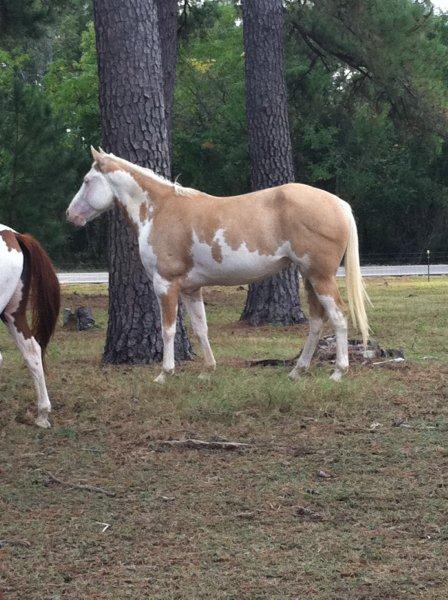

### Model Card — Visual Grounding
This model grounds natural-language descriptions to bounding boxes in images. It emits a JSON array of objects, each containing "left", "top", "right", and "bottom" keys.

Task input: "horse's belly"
[{"left": 187, "top": 236, "right": 291, "bottom": 287}]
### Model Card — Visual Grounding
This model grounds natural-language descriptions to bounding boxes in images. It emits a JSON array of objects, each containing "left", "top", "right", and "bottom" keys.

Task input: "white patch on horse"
[
  {"left": 106, "top": 153, "right": 197, "bottom": 196},
  {"left": 153, "top": 271, "right": 171, "bottom": 297},
  {"left": 3, "top": 276, "right": 52, "bottom": 427},
  {"left": 107, "top": 170, "right": 151, "bottom": 228},
  {"left": 186, "top": 229, "right": 296, "bottom": 287},
  {"left": 316, "top": 293, "right": 348, "bottom": 381},
  {"left": 0, "top": 228, "right": 24, "bottom": 315},
  {"left": 295, "top": 251, "right": 311, "bottom": 275},
  {"left": 139, "top": 221, "right": 157, "bottom": 278}
]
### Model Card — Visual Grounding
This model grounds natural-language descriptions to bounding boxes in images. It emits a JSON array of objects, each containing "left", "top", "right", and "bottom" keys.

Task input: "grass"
[{"left": 1, "top": 277, "right": 448, "bottom": 599}]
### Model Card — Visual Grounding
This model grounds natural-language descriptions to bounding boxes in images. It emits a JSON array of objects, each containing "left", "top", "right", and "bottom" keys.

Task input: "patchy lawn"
[{"left": 1, "top": 277, "right": 448, "bottom": 599}]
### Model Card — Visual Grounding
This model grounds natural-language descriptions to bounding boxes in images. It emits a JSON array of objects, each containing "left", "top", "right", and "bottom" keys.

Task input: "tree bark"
[
  {"left": 241, "top": 0, "right": 306, "bottom": 326},
  {"left": 93, "top": 0, "right": 192, "bottom": 363},
  {"left": 155, "top": 0, "right": 178, "bottom": 165}
]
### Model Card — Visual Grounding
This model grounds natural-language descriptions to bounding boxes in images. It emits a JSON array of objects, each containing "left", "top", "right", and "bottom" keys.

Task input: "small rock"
[
  {"left": 295, "top": 506, "right": 324, "bottom": 521},
  {"left": 316, "top": 470, "right": 332, "bottom": 479}
]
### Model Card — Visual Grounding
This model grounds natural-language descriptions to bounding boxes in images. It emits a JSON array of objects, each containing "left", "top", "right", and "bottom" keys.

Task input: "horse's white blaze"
[{"left": 67, "top": 167, "right": 114, "bottom": 225}]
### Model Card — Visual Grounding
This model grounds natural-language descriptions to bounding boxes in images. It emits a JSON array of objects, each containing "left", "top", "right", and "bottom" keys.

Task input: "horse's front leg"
[
  {"left": 181, "top": 288, "right": 216, "bottom": 378},
  {"left": 153, "top": 274, "right": 180, "bottom": 384}
]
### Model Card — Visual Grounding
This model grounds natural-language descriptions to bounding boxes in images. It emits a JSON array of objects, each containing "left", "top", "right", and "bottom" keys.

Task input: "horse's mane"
[{"left": 106, "top": 153, "right": 197, "bottom": 196}]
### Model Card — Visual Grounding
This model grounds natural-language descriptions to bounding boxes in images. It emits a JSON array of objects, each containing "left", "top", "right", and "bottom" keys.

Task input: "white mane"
[{"left": 106, "top": 153, "right": 196, "bottom": 196}]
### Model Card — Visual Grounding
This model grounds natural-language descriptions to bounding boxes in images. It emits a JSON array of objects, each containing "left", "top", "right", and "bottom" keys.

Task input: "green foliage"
[
  {"left": 173, "top": 2, "right": 249, "bottom": 195},
  {"left": 1, "top": 0, "right": 448, "bottom": 265},
  {"left": 0, "top": 0, "right": 58, "bottom": 50},
  {"left": 285, "top": 0, "right": 448, "bottom": 260},
  {"left": 46, "top": 21, "right": 100, "bottom": 149},
  {"left": 0, "top": 51, "right": 79, "bottom": 258}
]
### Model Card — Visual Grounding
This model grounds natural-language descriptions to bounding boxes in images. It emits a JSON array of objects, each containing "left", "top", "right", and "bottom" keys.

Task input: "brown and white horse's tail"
[
  {"left": 15, "top": 233, "right": 61, "bottom": 356},
  {"left": 342, "top": 203, "right": 371, "bottom": 347}
]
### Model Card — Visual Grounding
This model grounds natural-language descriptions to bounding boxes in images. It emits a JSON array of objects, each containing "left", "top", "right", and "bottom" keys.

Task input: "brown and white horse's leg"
[
  {"left": 3, "top": 283, "right": 52, "bottom": 428},
  {"left": 181, "top": 289, "right": 216, "bottom": 376},
  {"left": 313, "top": 277, "right": 349, "bottom": 381},
  {"left": 289, "top": 279, "right": 325, "bottom": 380},
  {"left": 154, "top": 277, "right": 180, "bottom": 384}
]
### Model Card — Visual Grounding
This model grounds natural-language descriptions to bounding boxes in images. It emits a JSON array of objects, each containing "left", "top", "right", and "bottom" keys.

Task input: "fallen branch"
[
  {"left": 0, "top": 539, "right": 31, "bottom": 549},
  {"left": 247, "top": 356, "right": 297, "bottom": 367},
  {"left": 157, "top": 439, "right": 251, "bottom": 451},
  {"left": 248, "top": 337, "right": 405, "bottom": 367},
  {"left": 43, "top": 471, "right": 116, "bottom": 497}
]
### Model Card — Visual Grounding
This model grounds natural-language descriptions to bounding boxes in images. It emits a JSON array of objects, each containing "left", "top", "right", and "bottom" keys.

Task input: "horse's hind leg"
[
  {"left": 312, "top": 276, "right": 348, "bottom": 381},
  {"left": 289, "top": 279, "right": 325, "bottom": 380},
  {"left": 3, "top": 283, "right": 51, "bottom": 428}
]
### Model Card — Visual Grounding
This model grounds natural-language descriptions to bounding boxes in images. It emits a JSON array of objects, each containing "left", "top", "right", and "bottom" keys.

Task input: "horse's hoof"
[
  {"left": 330, "top": 370, "right": 343, "bottom": 382},
  {"left": 35, "top": 416, "right": 51, "bottom": 428},
  {"left": 154, "top": 372, "right": 166, "bottom": 384},
  {"left": 288, "top": 368, "right": 303, "bottom": 381},
  {"left": 198, "top": 372, "right": 211, "bottom": 381}
]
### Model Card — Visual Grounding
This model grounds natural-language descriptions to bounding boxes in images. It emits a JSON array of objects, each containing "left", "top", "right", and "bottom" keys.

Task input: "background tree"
[
  {"left": 93, "top": 0, "right": 192, "bottom": 364},
  {"left": 240, "top": 0, "right": 306, "bottom": 325},
  {"left": 156, "top": 0, "right": 178, "bottom": 163}
]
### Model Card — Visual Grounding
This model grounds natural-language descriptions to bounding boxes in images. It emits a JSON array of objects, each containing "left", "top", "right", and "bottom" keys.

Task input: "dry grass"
[{"left": 1, "top": 277, "right": 448, "bottom": 599}]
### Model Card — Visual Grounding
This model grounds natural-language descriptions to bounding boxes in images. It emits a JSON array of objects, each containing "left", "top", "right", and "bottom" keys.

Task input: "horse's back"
[{"left": 0, "top": 225, "right": 24, "bottom": 314}]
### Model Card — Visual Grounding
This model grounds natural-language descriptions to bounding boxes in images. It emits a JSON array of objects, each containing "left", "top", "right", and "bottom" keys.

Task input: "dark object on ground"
[
  {"left": 248, "top": 336, "right": 405, "bottom": 367},
  {"left": 42, "top": 471, "right": 116, "bottom": 497},
  {"left": 155, "top": 439, "right": 251, "bottom": 451},
  {"left": 63, "top": 306, "right": 96, "bottom": 331}
]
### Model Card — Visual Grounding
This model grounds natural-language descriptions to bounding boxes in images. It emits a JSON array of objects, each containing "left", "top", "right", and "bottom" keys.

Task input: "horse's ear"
[{"left": 90, "top": 146, "right": 103, "bottom": 164}]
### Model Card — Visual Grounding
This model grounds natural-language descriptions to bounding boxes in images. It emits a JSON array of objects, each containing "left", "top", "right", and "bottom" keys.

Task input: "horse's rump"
[{"left": 15, "top": 233, "right": 60, "bottom": 355}]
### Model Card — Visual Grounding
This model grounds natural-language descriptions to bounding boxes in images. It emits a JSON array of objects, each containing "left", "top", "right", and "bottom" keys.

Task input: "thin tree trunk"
[
  {"left": 155, "top": 0, "right": 178, "bottom": 165},
  {"left": 93, "top": 0, "right": 192, "bottom": 364},
  {"left": 241, "top": 0, "right": 306, "bottom": 326}
]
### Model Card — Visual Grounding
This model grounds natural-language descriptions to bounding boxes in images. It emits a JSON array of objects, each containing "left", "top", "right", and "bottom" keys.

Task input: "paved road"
[{"left": 58, "top": 264, "right": 448, "bottom": 285}]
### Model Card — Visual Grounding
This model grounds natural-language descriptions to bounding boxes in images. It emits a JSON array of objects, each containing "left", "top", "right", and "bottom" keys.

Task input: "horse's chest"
[{"left": 139, "top": 223, "right": 157, "bottom": 275}]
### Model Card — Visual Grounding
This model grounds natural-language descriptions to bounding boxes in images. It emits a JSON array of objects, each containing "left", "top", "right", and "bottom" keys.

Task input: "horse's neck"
[{"left": 109, "top": 169, "right": 169, "bottom": 233}]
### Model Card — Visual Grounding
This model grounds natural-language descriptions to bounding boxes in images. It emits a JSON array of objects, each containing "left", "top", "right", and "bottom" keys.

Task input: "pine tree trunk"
[
  {"left": 241, "top": 0, "right": 306, "bottom": 326},
  {"left": 93, "top": 0, "right": 192, "bottom": 364},
  {"left": 155, "top": 0, "right": 178, "bottom": 164}
]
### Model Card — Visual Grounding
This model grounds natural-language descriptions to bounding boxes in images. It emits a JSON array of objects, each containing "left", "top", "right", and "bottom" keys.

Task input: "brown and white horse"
[
  {"left": 0, "top": 225, "right": 60, "bottom": 427},
  {"left": 67, "top": 147, "right": 369, "bottom": 383}
]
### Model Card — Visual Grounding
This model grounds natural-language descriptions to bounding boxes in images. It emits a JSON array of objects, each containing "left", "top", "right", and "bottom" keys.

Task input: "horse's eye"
[{"left": 84, "top": 177, "right": 90, "bottom": 184}]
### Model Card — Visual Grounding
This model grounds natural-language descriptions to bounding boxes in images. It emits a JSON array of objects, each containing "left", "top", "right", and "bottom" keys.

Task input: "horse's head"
[{"left": 66, "top": 147, "right": 115, "bottom": 227}]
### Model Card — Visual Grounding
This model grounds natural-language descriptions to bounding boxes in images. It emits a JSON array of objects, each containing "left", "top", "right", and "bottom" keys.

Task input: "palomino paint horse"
[
  {"left": 0, "top": 225, "right": 60, "bottom": 428},
  {"left": 67, "top": 147, "right": 369, "bottom": 383}
]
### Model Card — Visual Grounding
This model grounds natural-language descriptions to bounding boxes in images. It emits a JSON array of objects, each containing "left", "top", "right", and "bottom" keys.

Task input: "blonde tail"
[{"left": 342, "top": 203, "right": 371, "bottom": 346}]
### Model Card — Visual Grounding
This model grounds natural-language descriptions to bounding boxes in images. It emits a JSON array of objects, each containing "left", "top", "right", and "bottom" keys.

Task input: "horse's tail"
[
  {"left": 342, "top": 203, "right": 371, "bottom": 347},
  {"left": 15, "top": 233, "right": 60, "bottom": 356}
]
